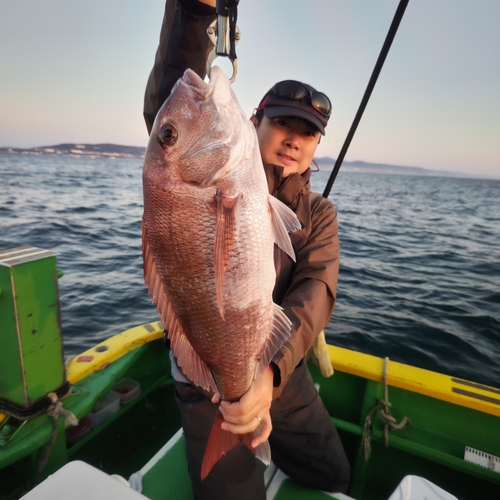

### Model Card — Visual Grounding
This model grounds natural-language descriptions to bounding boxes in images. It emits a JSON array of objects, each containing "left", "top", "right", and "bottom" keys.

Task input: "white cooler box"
[
  {"left": 388, "top": 475, "right": 458, "bottom": 500},
  {"left": 21, "top": 461, "right": 147, "bottom": 500}
]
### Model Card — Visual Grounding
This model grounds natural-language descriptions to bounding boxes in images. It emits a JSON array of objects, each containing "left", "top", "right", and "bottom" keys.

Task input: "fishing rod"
[{"left": 322, "top": 0, "right": 410, "bottom": 199}]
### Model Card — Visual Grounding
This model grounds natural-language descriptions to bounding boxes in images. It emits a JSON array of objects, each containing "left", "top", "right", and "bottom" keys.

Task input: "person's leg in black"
[
  {"left": 269, "top": 360, "right": 351, "bottom": 493},
  {"left": 174, "top": 381, "right": 266, "bottom": 500}
]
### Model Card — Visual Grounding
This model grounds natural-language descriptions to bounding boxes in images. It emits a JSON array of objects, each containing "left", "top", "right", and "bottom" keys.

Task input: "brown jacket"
[
  {"left": 144, "top": 0, "right": 340, "bottom": 395},
  {"left": 265, "top": 164, "right": 339, "bottom": 394}
]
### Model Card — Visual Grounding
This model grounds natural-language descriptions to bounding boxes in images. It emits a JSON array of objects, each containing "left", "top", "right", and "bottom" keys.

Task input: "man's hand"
[
  {"left": 198, "top": 0, "right": 216, "bottom": 7},
  {"left": 211, "top": 366, "right": 274, "bottom": 448}
]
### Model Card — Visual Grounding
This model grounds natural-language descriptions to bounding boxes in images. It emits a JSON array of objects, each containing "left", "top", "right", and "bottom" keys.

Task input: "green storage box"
[{"left": 0, "top": 246, "right": 66, "bottom": 407}]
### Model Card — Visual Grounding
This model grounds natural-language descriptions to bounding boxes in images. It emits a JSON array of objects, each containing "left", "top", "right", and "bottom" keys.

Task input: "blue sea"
[{"left": 1, "top": 153, "right": 499, "bottom": 388}]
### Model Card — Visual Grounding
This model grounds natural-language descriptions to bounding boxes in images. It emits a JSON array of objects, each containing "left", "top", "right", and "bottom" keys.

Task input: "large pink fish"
[{"left": 142, "top": 67, "right": 300, "bottom": 478}]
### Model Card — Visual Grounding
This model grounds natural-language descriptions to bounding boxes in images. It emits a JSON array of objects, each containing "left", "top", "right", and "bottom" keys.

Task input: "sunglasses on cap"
[{"left": 271, "top": 80, "right": 332, "bottom": 119}]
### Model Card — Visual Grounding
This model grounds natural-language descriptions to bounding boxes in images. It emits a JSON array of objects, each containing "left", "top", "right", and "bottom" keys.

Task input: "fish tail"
[{"left": 201, "top": 412, "right": 267, "bottom": 480}]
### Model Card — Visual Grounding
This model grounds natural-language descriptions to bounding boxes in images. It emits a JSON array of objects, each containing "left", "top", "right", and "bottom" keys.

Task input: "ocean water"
[{"left": 1, "top": 153, "right": 499, "bottom": 388}]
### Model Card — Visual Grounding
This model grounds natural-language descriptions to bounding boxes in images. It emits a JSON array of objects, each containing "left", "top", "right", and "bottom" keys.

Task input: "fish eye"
[{"left": 158, "top": 123, "right": 178, "bottom": 146}]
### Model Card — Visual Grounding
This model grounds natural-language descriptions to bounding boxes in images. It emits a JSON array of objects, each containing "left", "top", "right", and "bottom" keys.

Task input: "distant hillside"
[
  {"left": 0, "top": 143, "right": 476, "bottom": 178},
  {"left": 0, "top": 143, "right": 146, "bottom": 159},
  {"left": 315, "top": 157, "right": 465, "bottom": 178}
]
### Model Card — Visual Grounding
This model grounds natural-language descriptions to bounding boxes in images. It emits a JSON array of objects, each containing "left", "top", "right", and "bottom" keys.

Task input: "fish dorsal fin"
[
  {"left": 142, "top": 226, "right": 217, "bottom": 393},
  {"left": 268, "top": 194, "right": 301, "bottom": 262},
  {"left": 168, "top": 327, "right": 218, "bottom": 393},
  {"left": 254, "top": 303, "right": 292, "bottom": 380},
  {"left": 214, "top": 189, "right": 242, "bottom": 320}
]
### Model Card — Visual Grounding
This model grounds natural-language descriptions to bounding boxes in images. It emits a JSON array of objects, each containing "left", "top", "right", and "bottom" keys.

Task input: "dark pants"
[{"left": 174, "top": 359, "right": 351, "bottom": 500}]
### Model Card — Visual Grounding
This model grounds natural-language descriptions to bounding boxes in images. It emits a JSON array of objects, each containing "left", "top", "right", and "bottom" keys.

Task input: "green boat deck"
[
  {"left": 141, "top": 429, "right": 193, "bottom": 500},
  {"left": 140, "top": 428, "right": 349, "bottom": 500},
  {"left": 2, "top": 327, "right": 500, "bottom": 499}
]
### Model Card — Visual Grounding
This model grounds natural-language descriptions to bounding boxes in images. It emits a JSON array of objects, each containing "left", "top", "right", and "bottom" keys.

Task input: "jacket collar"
[{"left": 264, "top": 164, "right": 311, "bottom": 210}]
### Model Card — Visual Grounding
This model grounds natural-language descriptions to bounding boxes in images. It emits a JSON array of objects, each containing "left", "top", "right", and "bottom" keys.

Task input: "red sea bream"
[{"left": 142, "top": 67, "right": 300, "bottom": 478}]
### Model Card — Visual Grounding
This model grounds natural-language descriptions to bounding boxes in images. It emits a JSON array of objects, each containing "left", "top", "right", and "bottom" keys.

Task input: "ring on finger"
[{"left": 255, "top": 415, "right": 262, "bottom": 423}]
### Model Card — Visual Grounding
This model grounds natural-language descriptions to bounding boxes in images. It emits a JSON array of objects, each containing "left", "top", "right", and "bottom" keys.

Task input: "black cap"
[{"left": 257, "top": 80, "right": 331, "bottom": 135}]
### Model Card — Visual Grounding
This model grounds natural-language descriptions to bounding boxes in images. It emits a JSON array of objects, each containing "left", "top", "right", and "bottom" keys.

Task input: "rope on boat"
[
  {"left": 34, "top": 392, "right": 79, "bottom": 481},
  {"left": 305, "top": 330, "right": 334, "bottom": 378},
  {"left": 361, "top": 357, "right": 411, "bottom": 460},
  {"left": 0, "top": 384, "right": 78, "bottom": 493},
  {"left": 0, "top": 381, "right": 72, "bottom": 420}
]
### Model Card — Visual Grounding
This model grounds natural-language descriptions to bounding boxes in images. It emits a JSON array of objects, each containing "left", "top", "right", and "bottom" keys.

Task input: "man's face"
[{"left": 252, "top": 115, "right": 321, "bottom": 178}]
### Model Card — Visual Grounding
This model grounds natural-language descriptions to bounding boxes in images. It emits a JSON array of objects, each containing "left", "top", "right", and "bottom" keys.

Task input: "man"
[{"left": 144, "top": 1, "right": 351, "bottom": 498}]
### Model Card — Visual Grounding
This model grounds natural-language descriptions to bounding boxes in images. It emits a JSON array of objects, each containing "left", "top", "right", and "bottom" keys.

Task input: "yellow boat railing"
[{"left": 2, "top": 321, "right": 498, "bottom": 425}]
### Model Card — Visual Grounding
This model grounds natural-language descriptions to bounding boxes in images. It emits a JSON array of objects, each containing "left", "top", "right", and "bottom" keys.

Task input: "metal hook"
[{"left": 206, "top": 19, "right": 241, "bottom": 83}]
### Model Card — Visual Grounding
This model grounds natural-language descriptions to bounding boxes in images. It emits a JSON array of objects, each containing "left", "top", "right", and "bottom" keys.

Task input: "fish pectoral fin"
[
  {"left": 214, "top": 189, "right": 242, "bottom": 320},
  {"left": 143, "top": 228, "right": 217, "bottom": 393},
  {"left": 254, "top": 303, "right": 292, "bottom": 380},
  {"left": 268, "top": 194, "right": 301, "bottom": 262}
]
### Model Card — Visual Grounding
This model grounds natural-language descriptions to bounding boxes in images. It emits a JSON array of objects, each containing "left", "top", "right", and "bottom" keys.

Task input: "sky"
[{"left": 1, "top": 0, "right": 499, "bottom": 178}]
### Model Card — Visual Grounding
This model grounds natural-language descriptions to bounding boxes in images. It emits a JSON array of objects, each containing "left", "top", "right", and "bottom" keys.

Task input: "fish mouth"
[
  {"left": 182, "top": 68, "right": 210, "bottom": 92},
  {"left": 175, "top": 67, "right": 236, "bottom": 185},
  {"left": 176, "top": 72, "right": 227, "bottom": 162}
]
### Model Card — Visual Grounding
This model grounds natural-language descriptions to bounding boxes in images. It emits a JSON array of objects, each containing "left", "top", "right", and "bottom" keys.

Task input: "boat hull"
[{"left": 1, "top": 322, "right": 499, "bottom": 499}]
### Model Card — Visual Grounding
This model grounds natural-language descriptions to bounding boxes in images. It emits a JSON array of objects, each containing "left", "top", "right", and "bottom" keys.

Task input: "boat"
[{"left": 1, "top": 246, "right": 499, "bottom": 500}]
